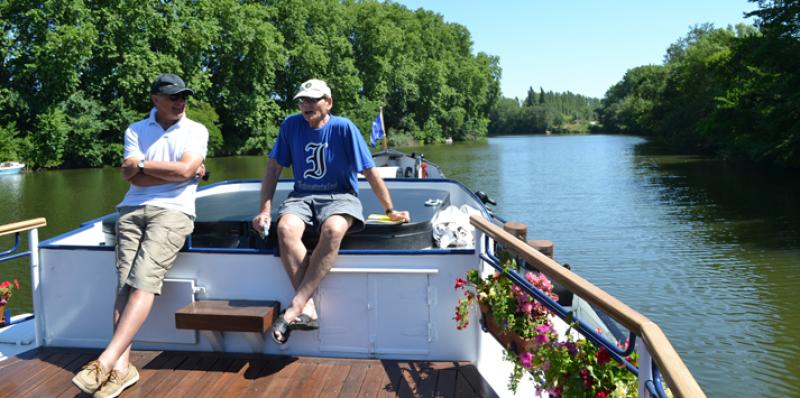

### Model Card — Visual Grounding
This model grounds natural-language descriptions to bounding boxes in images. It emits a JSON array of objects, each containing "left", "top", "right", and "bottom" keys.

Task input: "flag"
[{"left": 370, "top": 112, "right": 384, "bottom": 148}]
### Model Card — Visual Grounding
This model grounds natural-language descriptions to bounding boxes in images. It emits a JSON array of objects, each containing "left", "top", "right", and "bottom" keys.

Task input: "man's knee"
[
  {"left": 277, "top": 215, "right": 306, "bottom": 238},
  {"left": 320, "top": 216, "right": 351, "bottom": 240}
]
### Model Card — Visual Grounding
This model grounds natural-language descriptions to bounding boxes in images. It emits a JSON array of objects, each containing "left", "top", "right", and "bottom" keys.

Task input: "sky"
[{"left": 392, "top": 0, "right": 757, "bottom": 99}]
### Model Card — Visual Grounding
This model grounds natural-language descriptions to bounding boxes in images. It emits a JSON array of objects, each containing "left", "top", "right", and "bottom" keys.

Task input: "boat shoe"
[
  {"left": 93, "top": 364, "right": 139, "bottom": 398},
  {"left": 72, "top": 360, "right": 111, "bottom": 394}
]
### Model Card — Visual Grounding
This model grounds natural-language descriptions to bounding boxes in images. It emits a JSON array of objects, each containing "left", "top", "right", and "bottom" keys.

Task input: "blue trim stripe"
[
  {"left": 0, "top": 250, "right": 30, "bottom": 262},
  {"left": 0, "top": 233, "right": 22, "bottom": 256}
]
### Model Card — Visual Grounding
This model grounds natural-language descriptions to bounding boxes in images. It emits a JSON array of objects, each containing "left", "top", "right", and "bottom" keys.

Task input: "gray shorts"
[
  {"left": 277, "top": 192, "right": 366, "bottom": 233},
  {"left": 115, "top": 205, "right": 194, "bottom": 295}
]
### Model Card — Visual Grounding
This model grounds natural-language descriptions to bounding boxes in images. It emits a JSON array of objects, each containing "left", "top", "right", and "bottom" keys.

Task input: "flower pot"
[{"left": 478, "top": 302, "right": 537, "bottom": 355}]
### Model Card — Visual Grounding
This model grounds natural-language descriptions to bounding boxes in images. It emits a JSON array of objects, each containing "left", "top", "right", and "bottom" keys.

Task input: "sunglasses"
[
  {"left": 166, "top": 93, "right": 190, "bottom": 101},
  {"left": 296, "top": 96, "right": 326, "bottom": 105}
]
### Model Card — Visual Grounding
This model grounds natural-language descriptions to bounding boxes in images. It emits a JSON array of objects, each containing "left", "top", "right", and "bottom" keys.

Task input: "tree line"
[
  {"left": 488, "top": 88, "right": 601, "bottom": 135},
  {"left": 0, "top": 0, "right": 500, "bottom": 168},
  {"left": 599, "top": 0, "right": 800, "bottom": 168}
]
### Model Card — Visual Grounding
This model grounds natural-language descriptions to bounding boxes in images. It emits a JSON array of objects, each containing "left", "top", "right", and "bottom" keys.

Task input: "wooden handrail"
[
  {"left": 471, "top": 215, "right": 706, "bottom": 398},
  {"left": 0, "top": 217, "right": 47, "bottom": 237}
]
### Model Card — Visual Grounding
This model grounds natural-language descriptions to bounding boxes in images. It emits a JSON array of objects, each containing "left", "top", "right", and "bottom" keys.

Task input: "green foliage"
[
  {"left": 29, "top": 106, "right": 69, "bottom": 168},
  {"left": 0, "top": 123, "right": 22, "bottom": 162},
  {"left": 60, "top": 91, "right": 113, "bottom": 168},
  {"left": 186, "top": 100, "right": 223, "bottom": 156},
  {"left": 600, "top": 65, "right": 667, "bottom": 134},
  {"left": 0, "top": 0, "right": 500, "bottom": 168},
  {"left": 489, "top": 90, "right": 601, "bottom": 135},
  {"left": 238, "top": 124, "right": 280, "bottom": 156},
  {"left": 600, "top": 2, "right": 800, "bottom": 168}
]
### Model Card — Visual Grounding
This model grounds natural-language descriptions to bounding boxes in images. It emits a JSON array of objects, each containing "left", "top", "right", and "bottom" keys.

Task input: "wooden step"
[{"left": 175, "top": 300, "right": 279, "bottom": 333}]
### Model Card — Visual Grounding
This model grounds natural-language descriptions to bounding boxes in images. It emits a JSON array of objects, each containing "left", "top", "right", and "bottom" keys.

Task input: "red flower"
[
  {"left": 454, "top": 277, "right": 467, "bottom": 289},
  {"left": 13, "top": 279, "right": 19, "bottom": 289},
  {"left": 595, "top": 391, "right": 608, "bottom": 398},
  {"left": 596, "top": 346, "right": 612, "bottom": 365},
  {"left": 0, "top": 281, "right": 8, "bottom": 289}
]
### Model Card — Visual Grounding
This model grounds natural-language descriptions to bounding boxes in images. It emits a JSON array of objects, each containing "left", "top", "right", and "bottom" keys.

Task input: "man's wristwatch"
[
  {"left": 137, "top": 160, "right": 145, "bottom": 172},
  {"left": 385, "top": 208, "right": 394, "bottom": 215}
]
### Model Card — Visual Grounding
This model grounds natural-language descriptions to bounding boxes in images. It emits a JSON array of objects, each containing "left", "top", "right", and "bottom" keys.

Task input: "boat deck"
[{"left": 0, "top": 348, "right": 498, "bottom": 397}]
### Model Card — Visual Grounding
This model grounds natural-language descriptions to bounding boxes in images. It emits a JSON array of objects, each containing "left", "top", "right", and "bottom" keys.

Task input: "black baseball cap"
[{"left": 150, "top": 73, "right": 194, "bottom": 96}]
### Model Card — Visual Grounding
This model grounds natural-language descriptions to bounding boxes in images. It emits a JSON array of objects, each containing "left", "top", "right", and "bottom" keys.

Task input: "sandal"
[
  {"left": 289, "top": 314, "right": 320, "bottom": 331},
  {"left": 271, "top": 316, "right": 292, "bottom": 345}
]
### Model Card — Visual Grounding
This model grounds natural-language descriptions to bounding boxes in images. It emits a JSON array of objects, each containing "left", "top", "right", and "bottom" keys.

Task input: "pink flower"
[
  {"left": 535, "top": 324, "right": 552, "bottom": 334},
  {"left": 520, "top": 302, "right": 533, "bottom": 314},
  {"left": 454, "top": 277, "right": 466, "bottom": 289},
  {"left": 535, "top": 332, "right": 550, "bottom": 344},
  {"left": 525, "top": 271, "right": 536, "bottom": 284},
  {"left": 13, "top": 279, "right": 19, "bottom": 289},
  {"left": 534, "top": 324, "right": 552, "bottom": 344},
  {"left": 539, "top": 277, "right": 553, "bottom": 291},
  {"left": 0, "top": 281, "right": 8, "bottom": 289},
  {"left": 518, "top": 352, "right": 533, "bottom": 368}
]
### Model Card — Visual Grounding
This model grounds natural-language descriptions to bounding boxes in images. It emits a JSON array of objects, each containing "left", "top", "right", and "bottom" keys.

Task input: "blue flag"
[{"left": 370, "top": 113, "right": 384, "bottom": 148}]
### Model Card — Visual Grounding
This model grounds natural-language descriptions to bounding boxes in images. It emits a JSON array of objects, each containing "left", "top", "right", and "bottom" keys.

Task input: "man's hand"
[
  {"left": 251, "top": 211, "right": 271, "bottom": 237},
  {"left": 195, "top": 163, "right": 206, "bottom": 179},
  {"left": 387, "top": 210, "right": 411, "bottom": 223},
  {"left": 121, "top": 157, "right": 142, "bottom": 181}
]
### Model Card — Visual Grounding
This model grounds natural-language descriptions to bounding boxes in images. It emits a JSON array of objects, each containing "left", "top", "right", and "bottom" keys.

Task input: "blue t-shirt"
[{"left": 269, "top": 114, "right": 375, "bottom": 194}]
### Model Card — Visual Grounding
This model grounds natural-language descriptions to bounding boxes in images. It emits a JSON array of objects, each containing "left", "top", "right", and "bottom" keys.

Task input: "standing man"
[
  {"left": 72, "top": 73, "right": 208, "bottom": 398},
  {"left": 251, "top": 79, "right": 409, "bottom": 344}
]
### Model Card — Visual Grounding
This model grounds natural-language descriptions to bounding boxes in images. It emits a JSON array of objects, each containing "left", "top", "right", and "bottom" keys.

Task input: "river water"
[{"left": 1, "top": 134, "right": 798, "bottom": 396}]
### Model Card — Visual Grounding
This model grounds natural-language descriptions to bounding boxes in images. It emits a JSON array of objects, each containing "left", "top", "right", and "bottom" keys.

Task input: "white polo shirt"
[{"left": 117, "top": 108, "right": 209, "bottom": 217}]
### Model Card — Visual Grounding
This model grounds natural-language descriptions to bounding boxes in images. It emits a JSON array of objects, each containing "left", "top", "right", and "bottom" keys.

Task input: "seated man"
[{"left": 251, "top": 79, "right": 409, "bottom": 344}]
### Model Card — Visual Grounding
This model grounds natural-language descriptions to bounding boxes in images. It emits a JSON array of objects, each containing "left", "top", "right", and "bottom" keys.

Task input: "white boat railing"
[
  {"left": 0, "top": 218, "right": 47, "bottom": 347},
  {"left": 470, "top": 215, "right": 705, "bottom": 398}
]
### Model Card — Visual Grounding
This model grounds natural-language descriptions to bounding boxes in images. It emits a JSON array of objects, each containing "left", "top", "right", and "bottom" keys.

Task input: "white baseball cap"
[{"left": 293, "top": 79, "right": 332, "bottom": 99}]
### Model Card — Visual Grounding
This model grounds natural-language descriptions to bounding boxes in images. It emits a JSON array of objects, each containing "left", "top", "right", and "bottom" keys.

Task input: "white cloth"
[
  {"left": 431, "top": 205, "right": 482, "bottom": 248},
  {"left": 117, "top": 108, "right": 209, "bottom": 217}
]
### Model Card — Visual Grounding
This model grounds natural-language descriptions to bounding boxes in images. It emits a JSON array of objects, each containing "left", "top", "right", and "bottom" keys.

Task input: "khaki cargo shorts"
[{"left": 115, "top": 205, "right": 194, "bottom": 295}]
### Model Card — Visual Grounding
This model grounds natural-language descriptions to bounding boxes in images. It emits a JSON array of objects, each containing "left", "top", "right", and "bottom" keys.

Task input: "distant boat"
[{"left": 0, "top": 161, "right": 24, "bottom": 175}]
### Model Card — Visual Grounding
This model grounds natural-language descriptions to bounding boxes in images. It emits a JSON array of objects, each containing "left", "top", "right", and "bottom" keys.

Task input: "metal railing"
[
  {"left": 0, "top": 218, "right": 46, "bottom": 342},
  {"left": 470, "top": 215, "right": 705, "bottom": 398}
]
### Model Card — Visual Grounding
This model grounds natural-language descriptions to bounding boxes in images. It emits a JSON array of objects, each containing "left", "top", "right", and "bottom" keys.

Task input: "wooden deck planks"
[
  {"left": 0, "top": 348, "right": 495, "bottom": 398},
  {"left": 23, "top": 352, "right": 93, "bottom": 397},
  {"left": 316, "top": 362, "right": 352, "bottom": 398}
]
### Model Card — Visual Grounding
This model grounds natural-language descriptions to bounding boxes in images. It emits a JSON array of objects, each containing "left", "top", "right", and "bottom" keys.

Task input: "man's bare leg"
[
  {"left": 281, "top": 215, "right": 351, "bottom": 327},
  {"left": 96, "top": 288, "right": 154, "bottom": 372},
  {"left": 276, "top": 214, "right": 317, "bottom": 318}
]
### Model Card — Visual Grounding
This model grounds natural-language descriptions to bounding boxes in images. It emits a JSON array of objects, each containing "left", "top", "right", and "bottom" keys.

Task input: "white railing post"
[
  {"left": 28, "top": 228, "right": 44, "bottom": 347},
  {"left": 637, "top": 340, "right": 653, "bottom": 398}
]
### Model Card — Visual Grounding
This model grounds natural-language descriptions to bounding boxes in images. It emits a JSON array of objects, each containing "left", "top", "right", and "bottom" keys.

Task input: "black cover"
[{"left": 102, "top": 186, "right": 451, "bottom": 251}]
